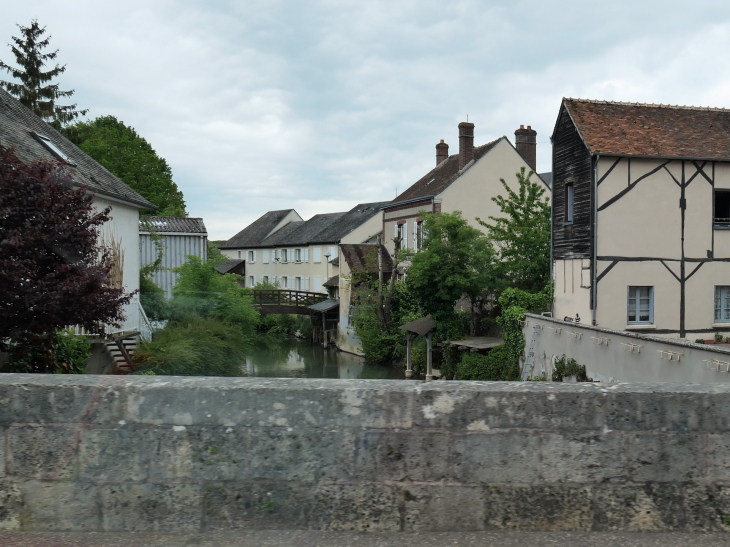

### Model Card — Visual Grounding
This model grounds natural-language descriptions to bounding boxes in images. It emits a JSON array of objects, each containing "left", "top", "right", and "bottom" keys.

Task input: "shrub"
[
  {"left": 3, "top": 329, "right": 91, "bottom": 374},
  {"left": 132, "top": 317, "right": 248, "bottom": 376},
  {"left": 457, "top": 345, "right": 519, "bottom": 381},
  {"left": 715, "top": 332, "right": 724, "bottom": 343},
  {"left": 551, "top": 355, "right": 588, "bottom": 382}
]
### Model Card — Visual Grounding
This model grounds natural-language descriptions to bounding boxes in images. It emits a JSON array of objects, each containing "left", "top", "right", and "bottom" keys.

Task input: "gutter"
[
  {"left": 381, "top": 196, "right": 435, "bottom": 210},
  {"left": 82, "top": 184, "right": 156, "bottom": 210}
]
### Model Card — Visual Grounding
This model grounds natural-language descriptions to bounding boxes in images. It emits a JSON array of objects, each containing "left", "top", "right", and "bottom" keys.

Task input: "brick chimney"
[
  {"left": 436, "top": 139, "right": 449, "bottom": 165},
  {"left": 458, "top": 121, "right": 474, "bottom": 170},
  {"left": 514, "top": 124, "right": 537, "bottom": 171}
]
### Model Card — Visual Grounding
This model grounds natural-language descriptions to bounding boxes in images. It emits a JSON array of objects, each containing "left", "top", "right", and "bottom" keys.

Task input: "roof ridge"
[{"left": 566, "top": 97, "right": 730, "bottom": 112}]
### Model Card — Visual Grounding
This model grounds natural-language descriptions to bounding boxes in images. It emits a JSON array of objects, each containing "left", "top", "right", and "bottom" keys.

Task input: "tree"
[
  {"left": 0, "top": 145, "right": 133, "bottom": 371},
  {"left": 406, "top": 211, "right": 496, "bottom": 322},
  {"left": 66, "top": 116, "right": 186, "bottom": 216},
  {"left": 477, "top": 167, "right": 551, "bottom": 293},
  {"left": 0, "top": 20, "right": 87, "bottom": 130}
]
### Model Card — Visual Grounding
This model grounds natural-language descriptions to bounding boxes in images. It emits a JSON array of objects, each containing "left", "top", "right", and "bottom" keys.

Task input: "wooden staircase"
[{"left": 106, "top": 337, "right": 138, "bottom": 374}]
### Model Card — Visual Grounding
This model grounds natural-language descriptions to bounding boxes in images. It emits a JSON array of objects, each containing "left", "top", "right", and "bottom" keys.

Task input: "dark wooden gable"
[{"left": 552, "top": 105, "right": 593, "bottom": 259}]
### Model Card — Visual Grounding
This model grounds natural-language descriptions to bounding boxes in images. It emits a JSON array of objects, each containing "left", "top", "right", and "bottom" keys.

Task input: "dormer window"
[{"left": 31, "top": 132, "right": 76, "bottom": 166}]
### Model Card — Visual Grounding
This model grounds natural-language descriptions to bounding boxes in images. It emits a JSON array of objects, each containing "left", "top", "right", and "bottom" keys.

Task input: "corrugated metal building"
[{"left": 140, "top": 217, "right": 208, "bottom": 299}]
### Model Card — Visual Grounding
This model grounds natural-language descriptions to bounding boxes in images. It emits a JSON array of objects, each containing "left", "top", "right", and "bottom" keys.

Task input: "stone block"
[
  {"left": 100, "top": 483, "right": 201, "bottom": 533},
  {"left": 705, "top": 434, "right": 730, "bottom": 481},
  {"left": 7, "top": 426, "right": 78, "bottom": 480},
  {"left": 412, "top": 386, "right": 605, "bottom": 431},
  {"left": 149, "top": 426, "right": 248, "bottom": 482},
  {"left": 78, "top": 428, "right": 157, "bottom": 481},
  {"left": 353, "top": 430, "right": 449, "bottom": 482},
  {"left": 0, "top": 482, "right": 22, "bottom": 531},
  {"left": 683, "top": 484, "right": 730, "bottom": 532},
  {"left": 592, "top": 483, "right": 683, "bottom": 531},
  {"left": 626, "top": 433, "right": 702, "bottom": 482},
  {"left": 201, "top": 481, "right": 311, "bottom": 530},
  {"left": 540, "top": 432, "right": 627, "bottom": 483},
  {"left": 245, "top": 428, "right": 355, "bottom": 482},
  {"left": 402, "top": 485, "right": 485, "bottom": 532},
  {"left": 20, "top": 480, "right": 100, "bottom": 531},
  {"left": 484, "top": 484, "right": 593, "bottom": 531},
  {"left": 453, "top": 433, "right": 539, "bottom": 483},
  {"left": 604, "top": 391, "right": 716, "bottom": 432},
  {"left": 309, "top": 483, "right": 400, "bottom": 531},
  {"left": 0, "top": 428, "right": 5, "bottom": 479}
]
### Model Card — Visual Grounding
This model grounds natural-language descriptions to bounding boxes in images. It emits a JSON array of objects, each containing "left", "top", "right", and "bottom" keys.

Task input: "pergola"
[{"left": 399, "top": 315, "right": 436, "bottom": 380}]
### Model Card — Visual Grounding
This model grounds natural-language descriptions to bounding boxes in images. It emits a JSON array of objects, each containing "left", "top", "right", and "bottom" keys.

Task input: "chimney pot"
[
  {"left": 458, "top": 121, "right": 475, "bottom": 170},
  {"left": 514, "top": 124, "right": 537, "bottom": 171},
  {"left": 436, "top": 139, "right": 449, "bottom": 166}
]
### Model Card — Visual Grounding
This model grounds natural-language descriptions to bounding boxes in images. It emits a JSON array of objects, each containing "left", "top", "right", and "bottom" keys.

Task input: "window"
[
  {"left": 32, "top": 132, "right": 76, "bottom": 165},
  {"left": 329, "top": 246, "right": 337, "bottom": 261},
  {"left": 248, "top": 250, "right": 255, "bottom": 262},
  {"left": 295, "top": 248, "right": 301, "bottom": 262},
  {"left": 565, "top": 183, "right": 574, "bottom": 223},
  {"left": 628, "top": 286, "right": 653, "bottom": 324},
  {"left": 715, "top": 190, "right": 730, "bottom": 227},
  {"left": 282, "top": 276, "right": 288, "bottom": 288},
  {"left": 414, "top": 221, "right": 423, "bottom": 252},
  {"left": 394, "top": 224, "right": 402, "bottom": 253},
  {"left": 295, "top": 277, "right": 302, "bottom": 290},
  {"left": 263, "top": 275, "right": 269, "bottom": 284},
  {"left": 313, "top": 247, "right": 322, "bottom": 263},
  {"left": 238, "top": 251, "right": 241, "bottom": 259},
  {"left": 248, "top": 276, "right": 254, "bottom": 287},
  {"left": 314, "top": 276, "right": 322, "bottom": 293},
  {"left": 281, "top": 249, "right": 288, "bottom": 263},
  {"left": 263, "top": 250, "right": 270, "bottom": 264},
  {"left": 716, "top": 286, "right": 730, "bottom": 322}
]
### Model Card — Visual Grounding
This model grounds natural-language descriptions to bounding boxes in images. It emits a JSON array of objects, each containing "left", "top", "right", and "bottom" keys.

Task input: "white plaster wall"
[
  {"left": 93, "top": 196, "right": 141, "bottom": 332},
  {"left": 553, "top": 259, "right": 592, "bottom": 324}
]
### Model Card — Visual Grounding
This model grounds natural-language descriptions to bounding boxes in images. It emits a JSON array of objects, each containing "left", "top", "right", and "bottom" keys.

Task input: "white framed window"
[
  {"left": 314, "top": 276, "right": 322, "bottom": 293},
  {"left": 248, "top": 250, "right": 256, "bottom": 262},
  {"left": 628, "top": 286, "right": 653, "bottom": 324},
  {"left": 566, "top": 183, "right": 574, "bottom": 223},
  {"left": 295, "top": 248, "right": 301, "bottom": 262},
  {"left": 263, "top": 250, "right": 270, "bottom": 264},
  {"left": 282, "top": 276, "right": 288, "bottom": 289},
  {"left": 716, "top": 286, "right": 730, "bottom": 322},
  {"left": 313, "top": 247, "right": 322, "bottom": 263},
  {"left": 395, "top": 224, "right": 402, "bottom": 252},
  {"left": 248, "top": 276, "right": 255, "bottom": 287},
  {"left": 263, "top": 275, "right": 269, "bottom": 284},
  {"left": 282, "top": 249, "right": 288, "bottom": 263},
  {"left": 295, "top": 277, "right": 302, "bottom": 290}
]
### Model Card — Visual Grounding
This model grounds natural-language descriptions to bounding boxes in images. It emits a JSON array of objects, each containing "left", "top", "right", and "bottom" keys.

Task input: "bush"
[
  {"left": 3, "top": 329, "right": 91, "bottom": 374},
  {"left": 551, "top": 355, "right": 588, "bottom": 382},
  {"left": 132, "top": 317, "right": 247, "bottom": 376},
  {"left": 457, "top": 345, "right": 519, "bottom": 381},
  {"left": 140, "top": 274, "right": 168, "bottom": 321}
]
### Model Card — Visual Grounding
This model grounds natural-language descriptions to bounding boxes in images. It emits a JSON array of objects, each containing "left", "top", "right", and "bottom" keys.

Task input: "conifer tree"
[{"left": 0, "top": 20, "right": 87, "bottom": 129}]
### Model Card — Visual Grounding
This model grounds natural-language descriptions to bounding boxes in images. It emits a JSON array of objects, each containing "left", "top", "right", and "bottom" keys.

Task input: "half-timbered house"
[{"left": 552, "top": 98, "right": 730, "bottom": 339}]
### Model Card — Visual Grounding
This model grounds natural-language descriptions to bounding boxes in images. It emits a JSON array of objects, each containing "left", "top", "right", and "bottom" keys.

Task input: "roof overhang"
[{"left": 382, "top": 196, "right": 435, "bottom": 210}]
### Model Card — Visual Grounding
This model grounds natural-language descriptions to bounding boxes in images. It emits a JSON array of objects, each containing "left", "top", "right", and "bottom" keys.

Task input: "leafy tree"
[
  {"left": 0, "top": 145, "right": 132, "bottom": 371},
  {"left": 66, "top": 116, "right": 186, "bottom": 216},
  {"left": 0, "top": 20, "right": 87, "bottom": 129},
  {"left": 406, "top": 211, "right": 496, "bottom": 322},
  {"left": 477, "top": 167, "right": 550, "bottom": 293}
]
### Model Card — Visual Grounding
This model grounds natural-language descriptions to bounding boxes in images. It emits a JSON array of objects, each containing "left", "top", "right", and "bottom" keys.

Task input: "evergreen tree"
[
  {"left": 0, "top": 20, "right": 87, "bottom": 129},
  {"left": 66, "top": 116, "right": 187, "bottom": 216}
]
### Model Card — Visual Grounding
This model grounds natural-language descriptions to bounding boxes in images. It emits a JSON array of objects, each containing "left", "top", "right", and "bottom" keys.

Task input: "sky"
[{"left": 3, "top": 1, "right": 730, "bottom": 240}]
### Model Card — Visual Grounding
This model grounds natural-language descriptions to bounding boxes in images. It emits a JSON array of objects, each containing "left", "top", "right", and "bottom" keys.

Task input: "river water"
[{"left": 244, "top": 336, "right": 404, "bottom": 379}]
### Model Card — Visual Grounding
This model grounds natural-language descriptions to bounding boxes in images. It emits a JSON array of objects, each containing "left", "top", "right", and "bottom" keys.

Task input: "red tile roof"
[{"left": 563, "top": 98, "right": 730, "bottom": 159}]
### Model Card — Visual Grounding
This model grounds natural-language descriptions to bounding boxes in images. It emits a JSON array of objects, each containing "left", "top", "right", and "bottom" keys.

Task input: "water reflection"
[{"left": 245, "top": 337, "right": 403, "bottom": 379}]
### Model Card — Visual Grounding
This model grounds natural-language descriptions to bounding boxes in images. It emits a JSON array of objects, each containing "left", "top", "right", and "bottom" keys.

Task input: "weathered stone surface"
[
  {"left": 201, "top": 481, "right": 311, "bottom": 530},
  {"left": 0, "top": 427, "right": 5, "bottom": 479},
  {"left": 592, "top": 483, "right": 683, "bottom": 531},
  {"left": 541, "top": 432, "right": 627, "bottom": 483},
  {"left": 20, "top": 481, "right": 99, "bottom": 531},
  {"left": 626, "top": 433, "right": 702, "bottom": 482},
  {"left": 354, "top": 431, "right": 449, "bottom": 482},
  {"left": 484, "top": 485, "right": 594, "bottom": 531},
  {"left": 0, "top": 482, "right": 22, "bottom": 531},
  {"left": 78, "top": 428, "right": 156, "bottom": 481},
  {"left": 100, "top": 483, "right": 201, "bottom": 533},
  {"left": 683, "top": 484, "right": 730, "bottom": 532},
  {"left": 7, "top": 426, "right": 78, "bottom": 480},
  {"left": 402, "top": 485, "right": 485, "bottom": 532},
  {"left": 309, "top": 484, "right": 400, "bottom": 531},
  {"left": 705, "top": 435, "right": 730, "bottom": 482},
  {"left": 453, "top": 433, "right": 540, "bottom": 483}
]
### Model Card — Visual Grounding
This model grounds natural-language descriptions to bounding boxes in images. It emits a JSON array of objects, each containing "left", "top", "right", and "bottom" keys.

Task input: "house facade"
[
  {"left": 140, "top": 216, "right": 208, "bottom": 299},
  {"left": 552, "top": 98, "right": 730, "bottom": 339},
  {"left": 0, "top": 88, "right": 155, "bottom": 338},
  {"left": 219, "top": 202, "right": 386, "bottom": 293},
  {"left": 381, "top": 121, "right": 550, "bottom": 269}
]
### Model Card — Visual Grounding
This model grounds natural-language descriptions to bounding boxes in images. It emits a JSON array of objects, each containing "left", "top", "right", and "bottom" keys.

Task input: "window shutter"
[
  {"left": 329, "top": 246, "right": 337, "bottom": 260},
  {"left": 403, "top": 223, "right": 408, "bottom": 249},
  {"left": 413, "top": 221, "right": 418, "bottom": 252},
  {"left": 314, "top": 276, "right": 322, "bottom": 293},
  {"left": 305, "top": 277, "right": 310, "bottom": 290},
  {"left": 263, "top": 250, "right": 269, "bottom": 263},
  {"left": 314, "top": 247, "right": 322, "bottom": 263},
  {"left": 253, "top": 250, "right": 257, "bottom": 263},
  {"left": 649, "top": 287, "right": 655, "bottom": 324},
  {"left": 305, "top": 248, "right": 310, "bottom": 262}
]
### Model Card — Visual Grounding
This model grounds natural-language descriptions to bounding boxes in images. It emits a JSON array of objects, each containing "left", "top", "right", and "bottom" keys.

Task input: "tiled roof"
[
  {"left": 323, "top": 275, "right": 339, "bottom": 288},
  {"left": 309, "top": 202, "right": 389, "bottom": 243},
  {"left": 139, "top": 216, "right": 207, "bottom": 234},
  {"left": 220, "top": 209, "right": 299, "bottom": 249},
  {"left": 341, "top": 244, "right": 393, "bottom": 273},
  {"left": 562, "top": 98, "right": 730, "bottom": 159},
  {"left": 0, "top": 88, "right": 155, "bottom": 209},
  {"left": 279, "top": 213, "right": 346, "bottom": 245},
  {"left": 215, "top": 259, "right": 245, "bottom": 274},
  {"left": 538, "top": 172, "right": 552, "bottom": 189},
  {"left": 387, "top": 138, "right": 504, "bottom": 206}
]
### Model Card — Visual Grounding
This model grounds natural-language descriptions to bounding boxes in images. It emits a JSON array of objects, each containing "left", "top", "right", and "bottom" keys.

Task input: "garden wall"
[{"left": 2, "top": 375, "right": 730, "bottom": 532}]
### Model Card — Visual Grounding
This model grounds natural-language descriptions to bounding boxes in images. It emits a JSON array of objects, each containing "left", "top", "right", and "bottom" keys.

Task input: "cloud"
[{"left": 2, "top": 1, "right": 730, "bottom": 239}]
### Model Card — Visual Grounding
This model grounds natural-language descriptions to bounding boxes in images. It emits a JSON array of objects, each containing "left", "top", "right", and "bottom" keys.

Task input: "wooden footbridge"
[{"left": 251, "top": 289, "right": 329, "bottom": 315}]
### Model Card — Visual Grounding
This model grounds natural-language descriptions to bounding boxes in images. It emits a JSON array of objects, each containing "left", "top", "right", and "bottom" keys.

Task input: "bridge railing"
[{"left": 252, "top": 289, "right": 327, "bottom": 310}]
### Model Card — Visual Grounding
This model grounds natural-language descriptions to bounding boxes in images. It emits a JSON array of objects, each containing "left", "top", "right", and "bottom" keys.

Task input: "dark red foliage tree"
[{"left": 0, "top": 144, "right": 132, "bottom": 370}]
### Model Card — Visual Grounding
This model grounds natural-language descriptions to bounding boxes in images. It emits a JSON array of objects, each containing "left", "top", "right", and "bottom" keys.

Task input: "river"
[{"left": 244, "top": 336, "right": 404, "bottom": 379}]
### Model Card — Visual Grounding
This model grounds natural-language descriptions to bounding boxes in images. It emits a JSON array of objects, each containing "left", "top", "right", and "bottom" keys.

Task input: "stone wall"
[
  {"left": 522, "top": 313, "right": 730, "bottom": 383},
  {"left": 2, "top": 375, "right": 730, "bottom": 532}
]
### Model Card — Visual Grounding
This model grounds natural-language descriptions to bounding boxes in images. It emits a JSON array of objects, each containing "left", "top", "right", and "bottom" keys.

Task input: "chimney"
[
  {"left": 514, "top": 124, "right": 537, "bottom": 171},
  {"left": 436, "top": 139, "right": 449, "bottom": 165},
  {"left": 458, "top": 121, "right": 474, "bottom": 170}
]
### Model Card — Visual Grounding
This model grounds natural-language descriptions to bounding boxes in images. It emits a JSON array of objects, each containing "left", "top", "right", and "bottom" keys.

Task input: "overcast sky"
[{"left": 3, "top": 1, "right": 730, "bottom": 240}]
